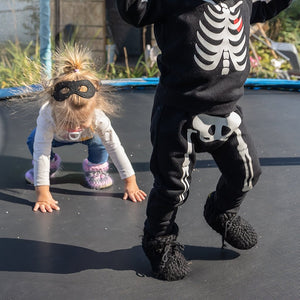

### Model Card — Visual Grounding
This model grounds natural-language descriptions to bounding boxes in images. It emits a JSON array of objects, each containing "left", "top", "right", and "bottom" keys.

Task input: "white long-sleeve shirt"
[{"left": 33, "top": 102, "right": 135, "bottom": 186}]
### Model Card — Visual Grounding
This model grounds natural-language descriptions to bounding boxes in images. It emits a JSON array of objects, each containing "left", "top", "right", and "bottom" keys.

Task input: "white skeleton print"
[
  {"left": 179, "top": 112, "right": 254, "bottom": 201},
  {"left": 194, "top": 1, "right": 247, "bottom": 75},
  {"left": 192, "top": 112, "right": 241, "bottom": 143}
]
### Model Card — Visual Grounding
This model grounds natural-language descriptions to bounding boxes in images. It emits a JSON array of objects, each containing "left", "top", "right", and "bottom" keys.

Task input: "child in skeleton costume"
[
  {"left": 117, "top": 0, "right": 293, "bottom": 280},
  {"left": 25, "top": 45, "right": 146, "bottom": 213}
]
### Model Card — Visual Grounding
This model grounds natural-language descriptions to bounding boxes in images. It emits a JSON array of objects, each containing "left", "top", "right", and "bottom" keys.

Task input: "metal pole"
[{"left": 40, "top": 0, "right": 52, "bottom": 78}]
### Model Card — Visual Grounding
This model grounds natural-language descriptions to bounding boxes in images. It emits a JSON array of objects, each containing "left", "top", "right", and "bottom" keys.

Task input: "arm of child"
[
  {"left": 116, "top": 0, "right": 202, "bottom": 27},
  {"left": 96, "top": 111, "right": 147, "bottom": 202},
  {"left": 33, "top": 185, "right": 60, "bottom": 213},
  {"left": 32, "top": 103, "right": 58, "bottom": 212},
  {"left": 251, "top": 0, "right": 293, "bottom": 24},
  {"left": 123, "top": 174, "right": 147, "bottom": 202}
]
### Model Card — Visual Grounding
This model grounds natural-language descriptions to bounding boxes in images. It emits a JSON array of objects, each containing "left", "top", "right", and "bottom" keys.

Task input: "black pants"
[{"left": 144, "top": 104, "right": 261, "bottom": 237}]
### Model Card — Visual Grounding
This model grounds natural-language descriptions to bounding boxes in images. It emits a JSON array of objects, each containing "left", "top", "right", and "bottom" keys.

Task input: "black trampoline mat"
[{"left": 0, "top": 88, "right": 299, "bottom": 299}]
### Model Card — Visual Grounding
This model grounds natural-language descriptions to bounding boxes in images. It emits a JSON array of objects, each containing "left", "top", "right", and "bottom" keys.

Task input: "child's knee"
[
  {"left": 26, "top": 129, "right": 36, "bottom": 147},
  {"left": 241, "top": 163, "right": 261, "bottom": 192},
  {"left": 251, "top": 164, "right": 262, "bottom": 188}
]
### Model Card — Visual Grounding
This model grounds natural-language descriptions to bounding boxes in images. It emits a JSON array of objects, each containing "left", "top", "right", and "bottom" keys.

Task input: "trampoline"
[{"left": 0, "top": 83, "right": 299, "bottom": 299}]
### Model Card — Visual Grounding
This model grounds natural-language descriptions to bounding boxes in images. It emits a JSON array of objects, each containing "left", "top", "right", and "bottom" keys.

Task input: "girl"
[{"left": 25, "top": 45, "right": 146, "bottom": 213}]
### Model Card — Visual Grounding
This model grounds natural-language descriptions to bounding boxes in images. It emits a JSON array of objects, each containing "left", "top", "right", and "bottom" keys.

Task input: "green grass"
[
  {"left": 0, "top": 41, "right": 41, "bottom": 89},
  {"left": 1, "top": 5, "right": 299, "bottom": 89},
  {"left": 0, "top": 41, "right": 160, "bottom": 89}
]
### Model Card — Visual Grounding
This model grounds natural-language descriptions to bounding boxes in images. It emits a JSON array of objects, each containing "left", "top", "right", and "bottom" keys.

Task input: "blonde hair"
[{"left": 42, "top": 44, "right": 116, "bottom": 132}]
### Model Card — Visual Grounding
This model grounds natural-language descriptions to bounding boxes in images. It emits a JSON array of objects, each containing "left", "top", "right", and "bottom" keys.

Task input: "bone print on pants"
[{"left": 144, "top": 104, "right": 261, "bottom": 237}]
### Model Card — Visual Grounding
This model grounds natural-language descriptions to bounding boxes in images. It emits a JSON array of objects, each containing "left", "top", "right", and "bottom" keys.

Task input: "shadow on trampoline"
[
  {"left": 1, "top": 154, "right": 300, "bottom": 182},
  {"left": 1, "top": 154, "right": 299, "bottom": 209},
  {"left": 0, "top": 186, "right": 123, "bottom": 210},
  {"left": 0, "top": 87, "right": 299, "bottom": 298},
  {"left": 0, "top": 191, "right": 33, "bottom": 208},
  {"left": 194, "top": 156, "right": 300, "bottom": 168},
  {"left": 0, "top": 238, "right": 239, "bottom": 275}
]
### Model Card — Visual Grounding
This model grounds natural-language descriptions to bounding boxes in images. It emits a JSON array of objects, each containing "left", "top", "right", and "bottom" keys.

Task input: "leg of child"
[
  {"left": 212, "top": 121, "right": 261, "bottom": 212},
  {"left": 83, "top": 134, "right": 109, "bottom": 164},
  {"left": 25, "top": 128, "right": 60, "bottom": 184},
  {"left": 82, "top": 134, "right": 112, "bottom": 189},
  {"left": 27, "top": 128, "right": 56, "bottom": 160},
  {"left": 204, "top": 113, "right": 262, "bottom": 249},
  {"left": 143, "top": 104, "right": 194, "bottom": 280}
]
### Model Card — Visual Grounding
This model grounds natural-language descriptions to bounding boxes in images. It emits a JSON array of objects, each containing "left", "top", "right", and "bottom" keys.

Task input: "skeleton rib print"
[{"left": 194, "top": 1, "right": 247, "bottom": 75}]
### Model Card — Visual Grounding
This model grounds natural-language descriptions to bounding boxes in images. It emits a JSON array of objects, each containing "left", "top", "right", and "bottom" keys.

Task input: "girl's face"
[{"left": 52, "top": 84, "right": 97, "bottom": 133}]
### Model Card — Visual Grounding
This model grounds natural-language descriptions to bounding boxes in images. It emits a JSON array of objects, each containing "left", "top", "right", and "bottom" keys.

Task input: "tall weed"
[{"left": 0, "top": 41, "right": 41, "bottom": 88}]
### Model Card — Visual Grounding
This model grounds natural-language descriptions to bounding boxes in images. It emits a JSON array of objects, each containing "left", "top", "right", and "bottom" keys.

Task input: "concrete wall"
[
  {"left": 0, "top": 0, "right": 39, "bottom": 43},
  {"left": 0, "top": 0, "right": 142, "bottom": 64},
  {"left": 53, "top": 0, "right": 106, "bottom": 65}
]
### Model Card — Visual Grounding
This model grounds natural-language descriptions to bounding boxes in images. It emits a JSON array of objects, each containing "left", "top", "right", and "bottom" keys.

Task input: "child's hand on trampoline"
[
  {"left": 123, "top": 175, "right": 147, "bottom": 202},
  {"left": 33, "top": 186, "right": 60, "bottom": 213}
]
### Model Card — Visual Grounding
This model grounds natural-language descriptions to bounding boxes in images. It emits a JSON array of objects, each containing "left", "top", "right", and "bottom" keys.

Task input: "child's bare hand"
[
  {"left": 123, "top": 188, "right": 147, "bottom": 202},
  {"left": 123, "top": 175, "right": 147, "bottom": 203},
  {"left": 33, "top": 200, "right": 60, "bottom": 213},
  {"left": 34, "top": 186, "right": 60, "bottom": 213}
]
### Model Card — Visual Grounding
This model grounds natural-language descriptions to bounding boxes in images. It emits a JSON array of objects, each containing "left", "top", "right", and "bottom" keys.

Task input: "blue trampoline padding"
[
  {"left": 0, "top": 78, "right": 299, "bottom": 99},
  {"left": 0, "top": 84, "right": 43, "bottom": 99},
  {"left": 245, "top": 78, "right": 300, "bottom": 90},
  {"left": 102, "top": 77, "right": 160, "bottom": 86}
]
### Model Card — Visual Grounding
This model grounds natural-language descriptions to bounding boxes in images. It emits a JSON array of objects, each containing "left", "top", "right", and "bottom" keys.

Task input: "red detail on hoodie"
[{"left": 234, "top": 18, "right": 243, "bottom": 32}]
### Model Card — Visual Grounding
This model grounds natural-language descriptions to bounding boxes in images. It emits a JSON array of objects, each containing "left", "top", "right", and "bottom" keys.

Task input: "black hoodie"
[{"left": 117, "top": 0, "right": 292, "bottom": 115}]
